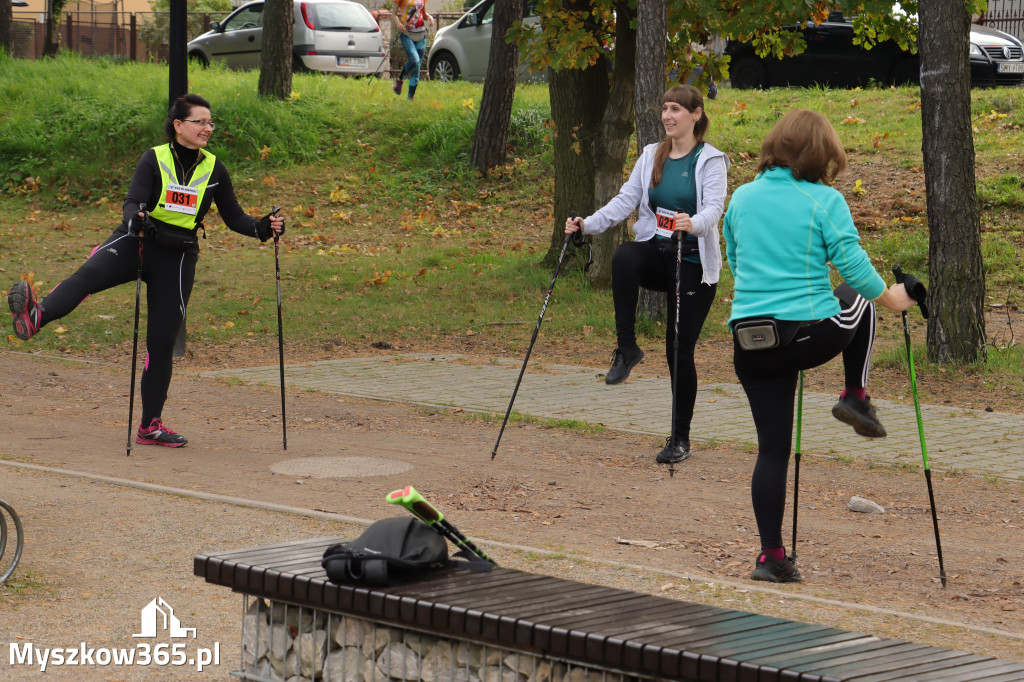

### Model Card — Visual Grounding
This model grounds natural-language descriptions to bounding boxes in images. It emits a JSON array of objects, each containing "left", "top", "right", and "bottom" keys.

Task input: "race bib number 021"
[
  {"left": 655, "top": 207, "right": 676, "bottom": 238},
  {"left": 164, "top": 184, "right": 199, "bottom": 215}
]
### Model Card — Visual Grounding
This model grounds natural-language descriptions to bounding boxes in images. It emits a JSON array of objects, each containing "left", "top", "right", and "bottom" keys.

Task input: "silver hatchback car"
[
  {"left": 187, "top": 0, "right": 386, "bottom": 75},
  {"left": 427, "top": 0, "right": 542, "bottom": 82}
]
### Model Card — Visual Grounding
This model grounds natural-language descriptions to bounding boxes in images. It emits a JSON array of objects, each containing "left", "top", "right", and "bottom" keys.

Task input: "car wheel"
[
  {"left": 188, "top": 51, "right": 209, "bottom": 68},
  {"left": 890, "top": 59, "right": 920, "bottom": 86},
  {"left": 730, "top": 56, "right": 767, "bottom": 90},
  {"left": 430, "top": 52, "right": 461, "bottom": 82},
  {"left": 292, "top": 54, "right": 310, "bottom": 74}
]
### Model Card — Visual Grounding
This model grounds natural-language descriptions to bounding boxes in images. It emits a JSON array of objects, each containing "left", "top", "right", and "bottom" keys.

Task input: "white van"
[{"left": 187, "top": 0, "right": 386, "bottom": 76}]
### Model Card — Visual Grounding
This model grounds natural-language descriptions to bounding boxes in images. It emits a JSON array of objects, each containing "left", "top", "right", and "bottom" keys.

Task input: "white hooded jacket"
[{"left": 582, "top": 141, "right": 730, "bottom": 285}]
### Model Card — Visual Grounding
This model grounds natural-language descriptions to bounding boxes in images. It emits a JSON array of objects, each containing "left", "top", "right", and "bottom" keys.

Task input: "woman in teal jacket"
[{"left": 722, "top": 109, "right": 914, "bottom": 583}]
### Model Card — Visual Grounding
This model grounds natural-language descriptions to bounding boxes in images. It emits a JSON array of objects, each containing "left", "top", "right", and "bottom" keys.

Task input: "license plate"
[
  {"left": 337, "top": 56, "right": 368, "bottom": 67},
  {"left": 997, "top": 62, "right": 1024, "bottom": 73}
]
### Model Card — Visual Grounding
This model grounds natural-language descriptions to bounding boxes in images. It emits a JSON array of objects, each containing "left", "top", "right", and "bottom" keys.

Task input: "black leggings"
[
  {"left": 733, "top": 285, "right": 876, "bottom": 550},
  {"left": 39, "top": 227, "right": 197, "bottom": 422},
  {"left": 612, "top": 238, "right": 716, "bottom": 441}
]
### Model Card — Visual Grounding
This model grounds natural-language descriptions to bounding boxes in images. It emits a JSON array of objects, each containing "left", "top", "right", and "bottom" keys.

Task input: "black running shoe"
[
  {"left": 751, "top": 553, "right": 802, "bottom": 583},
  {"left": 136, "top": 419, "right": 188, "bottom": 448},
  {"left": 604, "top": 346, "right": 644, "bottom": 385},
  {"left": 832, "top": 393, "right": 887, "bottom": 438},
  {"left": 8, "top": 280, "right": 42, "bottom": 341},
  {"left": 656, "top": 438, "right": 691, "bottom": 464}
]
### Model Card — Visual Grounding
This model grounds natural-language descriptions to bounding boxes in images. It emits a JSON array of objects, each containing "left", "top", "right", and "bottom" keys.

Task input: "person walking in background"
[
  {"left": 7, "top": 93, "right": 285, "bottom": 449},
  {"left": 722, "top": 108, "right": 914, "bottom": 583},
  {"left": 391, "top": 0, "right": 434, "bottom": 100},
  {"left": 565, "top": 84, "right": 729, "bottom": 466}
]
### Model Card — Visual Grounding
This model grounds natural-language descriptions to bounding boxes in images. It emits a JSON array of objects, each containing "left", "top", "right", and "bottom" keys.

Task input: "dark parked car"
[{"left": 726, "top": 11, "right": 1024, "bottom": 89}]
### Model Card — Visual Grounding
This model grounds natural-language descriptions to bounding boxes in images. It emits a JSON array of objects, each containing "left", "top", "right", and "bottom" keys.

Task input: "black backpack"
[{"left": 321, "top": 517, "right": 452, "bottom": 587}]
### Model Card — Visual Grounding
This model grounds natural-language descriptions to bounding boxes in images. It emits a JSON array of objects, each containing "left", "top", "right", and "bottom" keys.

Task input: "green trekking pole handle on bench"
[{"left": 386, "top": 485, "right": 497, "bottom": 565}]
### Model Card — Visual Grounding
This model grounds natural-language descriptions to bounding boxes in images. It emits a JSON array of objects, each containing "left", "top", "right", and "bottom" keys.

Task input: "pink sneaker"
[
  {"left": 8, "top": 280, "right": 42, "bottom": 341},
  {"left": 136, "top": 419, "right": 188, "bottom": 447},
  {"left": 392, "top": 78, "right": 403, "bottom": 95}
]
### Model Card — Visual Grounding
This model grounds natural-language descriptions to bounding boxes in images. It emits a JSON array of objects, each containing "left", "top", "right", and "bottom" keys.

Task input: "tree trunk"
[
  {"left": 546, "top": 3, "right": 636, "bottom": 286},
  {"left": 586, "top": 9, "right": 636, "bottom": 287},
  {"left": 43, "top": 0, "right": 68, "bottom": 57},
  {"left": 0, "top": 0, "right": 12, "bottom": 57},
  {"left": 258, "top": 0, "right": 294, "bottom": 100},
  {"left": 634, "top": 0, "right": 667, "bottom": 322},
  {"left": 547, "top": 65, "right": 606, "bottom": 266},
  {"left": 919, "top": 0, "right": 986, "bottom": 363},
  {"left": 471, "top": 0, "right": 522, "bottom": 172}
]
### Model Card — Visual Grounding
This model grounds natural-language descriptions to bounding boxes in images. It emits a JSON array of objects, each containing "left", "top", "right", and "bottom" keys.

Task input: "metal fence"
[
  {"left": 979, "top": 0, "right": 1024, "bottom": 41},
  {"left": 8, "top": 10, "right": 228, "bottom": 61}
]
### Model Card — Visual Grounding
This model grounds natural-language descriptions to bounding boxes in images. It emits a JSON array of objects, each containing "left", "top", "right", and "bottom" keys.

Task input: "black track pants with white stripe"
[{"left": 732, "top": 284, "right": 877, "bottom": 550}]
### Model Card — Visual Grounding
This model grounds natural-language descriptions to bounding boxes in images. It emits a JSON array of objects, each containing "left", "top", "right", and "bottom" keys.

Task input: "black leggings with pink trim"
[{"left": 38, "top": 226, "right": 197, "bottom": 423}]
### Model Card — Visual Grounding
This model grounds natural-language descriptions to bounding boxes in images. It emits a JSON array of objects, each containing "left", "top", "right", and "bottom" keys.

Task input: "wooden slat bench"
[{"left": 194, "top": 537, "right": 1024, "bottom": 682}]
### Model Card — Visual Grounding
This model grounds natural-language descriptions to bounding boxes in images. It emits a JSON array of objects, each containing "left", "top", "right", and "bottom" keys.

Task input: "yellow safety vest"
[{"left": 150, "top": 144, "right": 217, "bottom": 231}]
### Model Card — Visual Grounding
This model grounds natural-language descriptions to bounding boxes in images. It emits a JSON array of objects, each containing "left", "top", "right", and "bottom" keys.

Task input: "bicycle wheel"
[{"left": 0, "top": 499, "right": 24, "bottom": 584}]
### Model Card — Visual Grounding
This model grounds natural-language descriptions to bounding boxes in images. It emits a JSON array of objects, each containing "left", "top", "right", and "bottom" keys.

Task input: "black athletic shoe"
[
  {"left": 136, "top": 419, "right": 188, "bottom": 448},
  {"left": 751, "top": 553, "right": 802, "bottom": 583},
  {"left": 656, "top": 438, "right": 691, "bottom": 464},
  {"left": 604, "top": 346, "right": 644, "bottom": 385},
  {"left": 832, "top": 393, "right": 887, "bottom": 438},
  {"left": 8, "top": 279, "right": 42, "bottom": 341}
]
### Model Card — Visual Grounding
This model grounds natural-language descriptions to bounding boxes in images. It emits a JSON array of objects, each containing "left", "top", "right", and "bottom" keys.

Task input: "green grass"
[{"left": 1, "top": 54, "right": 1022, "bottom": 394}]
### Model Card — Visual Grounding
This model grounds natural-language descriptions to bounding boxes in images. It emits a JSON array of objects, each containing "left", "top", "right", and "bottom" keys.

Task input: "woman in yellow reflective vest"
[{"left": 7, "top": 93, "right": 285, "bottom": 448}]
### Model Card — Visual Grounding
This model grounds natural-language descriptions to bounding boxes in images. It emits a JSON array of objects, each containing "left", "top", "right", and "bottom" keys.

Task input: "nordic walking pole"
[
  {"left": 892, "top": 264, "right": 946, "bottom": 588},
  {"left": 790, "top": 370, "right": 804, "bottom": 560},
  {"left": 269, "top": 205, "right": 287, "bottom": 451},
  {"left": 491, "top": 211, "right": 583, "bottom": 460},
  {"left": 387, "top": 485, "right": 497, "bottom": 564},
  {"left": 126, "top": 203, "right": 151, "bottom": 457},
  {"left": 667, "top": 233, "right": 684, "bottom": 478}
]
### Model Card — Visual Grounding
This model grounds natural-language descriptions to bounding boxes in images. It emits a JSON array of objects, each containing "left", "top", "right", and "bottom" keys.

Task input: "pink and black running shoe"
[
  {"left": 8, "top": 280, "right": 42, "bottom": 341},
  {"left": 136, "top": 419, "right": 188, "bottom": 447}
]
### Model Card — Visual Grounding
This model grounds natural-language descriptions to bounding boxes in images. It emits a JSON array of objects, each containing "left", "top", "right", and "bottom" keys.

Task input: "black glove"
[
  {"left": 255, "top": 208, "right": 284, "bottom": 242},
  {"left": 255, "top": 216, "right": 273, "bottom": 242},
  {"left": 256, "top": 217, "right": 286, "bottom": 242},
  {"left": 892, "top": 264, "right": 929, "bottom": 319},
  {"left": 129, "top": 203, "right": 156, "bottom": 238}
]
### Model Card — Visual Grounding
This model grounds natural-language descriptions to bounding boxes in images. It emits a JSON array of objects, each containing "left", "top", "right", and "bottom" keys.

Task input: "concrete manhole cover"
[{"left": 271, "top": 456, "right": 413, "bottom": 478}]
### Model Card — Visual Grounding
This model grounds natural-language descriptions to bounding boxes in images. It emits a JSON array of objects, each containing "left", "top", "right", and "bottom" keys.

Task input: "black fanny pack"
[
  {"left": 654, "top": 235, "right": 699, "bottom": 256},
  {"left": 147, "top": 224, "right": 199, "bottom": 252},
  {"left": 733, "top": 318, "right": 804, "bottom": 351}
]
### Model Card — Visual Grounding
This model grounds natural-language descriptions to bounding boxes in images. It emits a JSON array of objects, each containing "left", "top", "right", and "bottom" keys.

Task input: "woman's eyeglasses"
[{"left": 181, "top": 119, "right": 216, "bottom": 130}]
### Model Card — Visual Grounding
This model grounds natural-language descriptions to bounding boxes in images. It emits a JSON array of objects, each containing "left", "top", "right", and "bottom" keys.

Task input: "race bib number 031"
[
  {"left": 655, "top": 207, "right": 676, "bottom": 238},
  {"left": 164, "top": 184, "right": 199, "bottom": 215}
]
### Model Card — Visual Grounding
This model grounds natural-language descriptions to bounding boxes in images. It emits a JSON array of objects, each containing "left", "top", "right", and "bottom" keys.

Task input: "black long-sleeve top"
[{"left": 121, "top": 141, "right": 261, "bottom": 240}]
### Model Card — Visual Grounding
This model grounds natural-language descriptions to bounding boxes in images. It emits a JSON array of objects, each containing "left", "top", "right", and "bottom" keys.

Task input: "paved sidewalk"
[{"left": 203, "top": 353, "right": 1024, "bottom": 480}]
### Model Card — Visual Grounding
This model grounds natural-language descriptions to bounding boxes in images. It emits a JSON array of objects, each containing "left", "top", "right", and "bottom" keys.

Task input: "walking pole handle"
[
  {"left": 387, "top": 485, "right": 444, "bottom": 524},
  {"left": 264, "top": 205, "right": 282, "bottom": 240},
  {"left": 891, "top": 264, "right": 929, "bottom": 318},
  {"left": 569, "top": 211, "right": 582, "bottom": 243}
]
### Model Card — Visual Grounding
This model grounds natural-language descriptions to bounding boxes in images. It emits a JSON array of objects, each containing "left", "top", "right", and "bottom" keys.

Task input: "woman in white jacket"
[{"left": 566, "top": 84, "right": 729, "bottom": 465}]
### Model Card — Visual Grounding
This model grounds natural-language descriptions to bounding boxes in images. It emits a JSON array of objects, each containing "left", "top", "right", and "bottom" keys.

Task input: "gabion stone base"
[{"left": 238, "top": 596, "right": 649, "bottom": 682}]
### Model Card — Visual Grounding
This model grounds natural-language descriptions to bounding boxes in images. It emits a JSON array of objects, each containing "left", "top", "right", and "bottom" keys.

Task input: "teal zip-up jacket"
[{"left": 723, "top": 167, "right": 885, "bottom": 327}]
